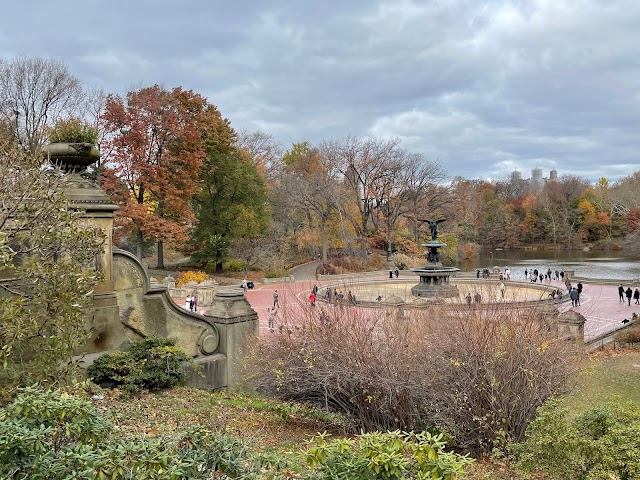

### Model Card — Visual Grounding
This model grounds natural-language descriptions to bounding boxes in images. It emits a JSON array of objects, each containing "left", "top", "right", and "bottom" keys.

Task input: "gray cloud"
[{"left": 1, "top": 0, "right": 638, "bottom": 182}]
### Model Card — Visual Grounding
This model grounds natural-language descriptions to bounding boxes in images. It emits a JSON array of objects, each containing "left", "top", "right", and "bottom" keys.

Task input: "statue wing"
[{"left": 435, "top": 219, "right": 447, "bottom": 225}]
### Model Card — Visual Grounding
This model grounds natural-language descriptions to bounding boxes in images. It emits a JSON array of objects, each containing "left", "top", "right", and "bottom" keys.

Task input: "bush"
[
  {"left": 48, "top": 117, "right": 98, "bottom": 144},
  {"left": 247, "top": 304, "right": 580, "bottom": 455},
  {"left": 0, "top": 386, "right": 256, "bottom": 479},
  {"left": 88, "top": 337, "right": 196, "bottom": 393},
  {"left": 222, "top": 258, "right": 244, "bottom": 272},
  {"left": 615, "top": 323, "right": 640, "bottom": 344},
  {"left": 511, "top": 398, "right": 640, "bottom": 479},
  {"left": 176, "top": 270, "right": 208, "bottom": 287},
  {"left": 331, "top": 256, "right": 363, "bottom": 273},
  {"left": 303, "top": 430, "right": 473, "bottom": 480},
  {"left": 264, "top": 269, "right": 289, "bottom": 278}
]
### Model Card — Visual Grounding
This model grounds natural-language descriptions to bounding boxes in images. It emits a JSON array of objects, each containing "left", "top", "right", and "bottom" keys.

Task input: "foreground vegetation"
[{"left": 1, "top": 350, "right": 639, "bottom": 479}]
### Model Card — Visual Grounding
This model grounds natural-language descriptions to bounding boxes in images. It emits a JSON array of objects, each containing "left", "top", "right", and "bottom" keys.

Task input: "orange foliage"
[
  {"left": 176, "top": 270, "right": 208, "bottom": 287},
  {"left": 100, "top": 85, "right": 208, "bottom": 248}
]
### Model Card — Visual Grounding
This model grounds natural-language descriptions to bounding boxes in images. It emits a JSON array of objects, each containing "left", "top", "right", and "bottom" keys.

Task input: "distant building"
[
  {"left": 511, "top": 170, "right": 522, "bottom": 182},
  {"left": 531, "top": 168, "right": 543, "bottom": 191},
  {"left": 549, "top": 168, "right": 558, "bottom": 181}
]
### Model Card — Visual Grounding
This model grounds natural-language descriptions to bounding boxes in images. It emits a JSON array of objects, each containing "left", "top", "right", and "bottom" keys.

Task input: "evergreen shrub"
[{"left": 88, "top": 337, "right": 196, "bottom": 394}]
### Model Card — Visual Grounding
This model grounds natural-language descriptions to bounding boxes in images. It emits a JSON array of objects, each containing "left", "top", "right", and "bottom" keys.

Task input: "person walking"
[
  {"left": 394, "top": 269, "right": 399, "bottom": 278},
  {"left": 569, "top": 287, "right": 579, "bottom": 307},
  {"left": 309, "top": 291, "right": 316, "bottom": 306},
  {"left": 618, "top": 284, "right": 625, "bottom": 302},
  {"left": 273, "top": 290, "right": 279, "bottom": 308},
  {"left": 465, "top": 293, "right": 472, "bottom": 308},
  {"left": 500, "top": 282, "right": 506, "bottom": 299},
  {"left": 267, "top": 307, "right": 276, "bottom": 331},
  {"left": 626, "top": 287, "right": 633, "bottom": 306},
  {"left": 634, "top": 288, "right": 640, "bottom": 305},
  {"left": 577, "top": 282, "right": 583, "bottom": 295}
]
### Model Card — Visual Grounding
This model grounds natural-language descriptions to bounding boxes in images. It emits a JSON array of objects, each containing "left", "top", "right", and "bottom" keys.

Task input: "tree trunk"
[
  {"left": 136, "top": 228, "right": 144, "bottom": 261},
  {"left": 320, "top": 218, "right": 328, "bottom": 264},
  {"left": 157, "top": 240, "right": 164, "bottom": 269}
]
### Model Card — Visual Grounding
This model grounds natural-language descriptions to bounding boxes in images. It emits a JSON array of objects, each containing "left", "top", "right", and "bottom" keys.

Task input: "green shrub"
[
  {"left": 264, "top": 269, "right": 289, "bottom": 278},
  {"left": 88, "top": 337, "right": 196, "bottom": 393},
  {"left": 48, "top": 117, "right": 98, "bottom": 144},
  {"left": 303, "top": 430, "right": 473, "bottom": 480},
  {"left": 222, "top": 258, "right": 244, "bottom": 272},
  {"left": 0, "top": 386, "right": 256, "bottom": 479},
  {"left": 511, "top": 397, "right": 640, "bottom": 479}
]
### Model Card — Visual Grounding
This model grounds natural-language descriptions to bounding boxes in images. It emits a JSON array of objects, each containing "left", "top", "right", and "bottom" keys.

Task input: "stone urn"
[{"left": 44, "top": 142, "right": 100, "bottom": 173}]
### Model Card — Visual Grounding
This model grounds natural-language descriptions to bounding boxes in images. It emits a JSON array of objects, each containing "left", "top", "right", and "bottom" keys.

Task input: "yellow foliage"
[{"left": 176, "top": 270, "right": 208, "bottom": 287}]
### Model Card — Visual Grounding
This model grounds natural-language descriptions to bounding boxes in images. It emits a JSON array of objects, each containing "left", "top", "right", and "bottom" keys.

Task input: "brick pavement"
[{"left": 244, "top": 274, "right": 640, "bottom": 340}]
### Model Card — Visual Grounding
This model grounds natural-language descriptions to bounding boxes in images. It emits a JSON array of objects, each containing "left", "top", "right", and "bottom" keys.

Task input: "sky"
[{"left": 1, "top": 0, "right": 639, "bottom": 183}]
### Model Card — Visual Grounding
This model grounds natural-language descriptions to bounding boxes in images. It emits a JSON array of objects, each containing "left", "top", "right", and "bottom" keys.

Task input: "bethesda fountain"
[{"left": 411, "top": 218, "right": 459, "bottom": 298}]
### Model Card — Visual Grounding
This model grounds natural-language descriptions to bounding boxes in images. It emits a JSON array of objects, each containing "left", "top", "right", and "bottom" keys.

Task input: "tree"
[
  {"left": 0, "top": 56, "right": 82, "bottom": 152},
  {"left": 0, "top": 135, "right": 104, "bottom": 397},
  {"left": 236, "top": 130, "right": 282, "bottom": 174},
  {"left": 190, "top": 125, "right": 269, "bottom": 271},
  {"left": 275, "top": 142, "right": 344, "bottom": 263},
  {"left": 322, "top": 137, "right": 404, "bottom": 254},
  {"left": 100, "top": 85, "right": 207, "bottom": 267}
]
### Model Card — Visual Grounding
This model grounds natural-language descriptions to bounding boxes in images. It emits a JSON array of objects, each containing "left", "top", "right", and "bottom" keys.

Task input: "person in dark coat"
[
  {"left": 634, "top": 288, "right": 640, "bottom": 305},
  {"left": 626, "top": 287, "right": 633, "bottom": 306},
  {"left": 577, "top": 282, "right": 583, "bottom": 294},
  {"left": 569, "top": 288, "right": 579, "bottom": 307},
  {"left": 618, "top": 284, "right": 625, "bottom": 302}
]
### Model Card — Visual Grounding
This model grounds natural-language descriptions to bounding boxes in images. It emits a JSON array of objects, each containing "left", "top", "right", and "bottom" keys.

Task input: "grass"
[
  {"left": 562, "top": 347, "right": 640, "bottom": 415},
  {"left": 96, "top": 387, "right": 351, "bottom": 453}
]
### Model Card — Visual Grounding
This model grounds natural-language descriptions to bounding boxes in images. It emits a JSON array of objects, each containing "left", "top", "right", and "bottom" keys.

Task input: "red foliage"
[{"left": 100, "top": 85, "right": 207, "bottom": 248}]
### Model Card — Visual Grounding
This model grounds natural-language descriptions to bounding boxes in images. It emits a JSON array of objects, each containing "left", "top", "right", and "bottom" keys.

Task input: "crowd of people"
[{"left": 619, "top": 284, "right": 640, "bottom": 306}]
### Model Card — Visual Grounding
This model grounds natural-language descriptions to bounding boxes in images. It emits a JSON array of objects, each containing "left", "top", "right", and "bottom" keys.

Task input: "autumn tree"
[
  {"left": 321, "top": 137, "right": 403, "bottom": 254},
  {"left": 0, "top": 56, "right": 83, "bottom": 152},
  {"left": 100, "top": 85, "right": 207, "bottom": 267},
  {"left": 273, "top": 142, "right": 344, "bottom": 263},
  {"left": 236, "top": 130, "right": 282, "bottom": 175}
]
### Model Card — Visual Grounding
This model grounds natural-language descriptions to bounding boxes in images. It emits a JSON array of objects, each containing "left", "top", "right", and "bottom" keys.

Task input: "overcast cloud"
[{"left": 1, "top": 0, "right": 638, "bottom": 182}]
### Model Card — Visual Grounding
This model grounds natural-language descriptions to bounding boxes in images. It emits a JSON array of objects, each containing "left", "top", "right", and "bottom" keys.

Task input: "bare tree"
[
  {"left": 0, "top": 57, "right": 83, "bottom": 152},
  {"left": 322, "top": 136, "right": 404, "bottom": 254},
  {"left": 236, "top": 130, "right": 283, "bottom": 173}
]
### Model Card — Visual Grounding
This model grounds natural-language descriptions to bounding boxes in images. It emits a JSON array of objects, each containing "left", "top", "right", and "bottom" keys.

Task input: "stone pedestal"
[
  {"left": 203, "top": 286, "right": 259, "bottom": 389},
  {"left": 64, "top": 174, "right": 121, "bottom": 354},
  {"left": 412, "top": 241, "right": 459, "bottom": 299}
]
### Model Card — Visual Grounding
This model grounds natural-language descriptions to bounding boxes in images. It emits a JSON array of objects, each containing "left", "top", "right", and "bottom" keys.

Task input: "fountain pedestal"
[{"left": 411, "top": 241, "right": 459, "bottom": 298}]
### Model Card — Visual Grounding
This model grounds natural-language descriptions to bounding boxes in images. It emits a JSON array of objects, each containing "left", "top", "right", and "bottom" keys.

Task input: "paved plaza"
[{"left": 245, "top": 266, "right": 639, "bottom": 343}]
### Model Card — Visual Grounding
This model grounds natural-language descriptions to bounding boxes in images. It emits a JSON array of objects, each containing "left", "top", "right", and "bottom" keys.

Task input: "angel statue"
[{"left": 418, "top": 218, "right": 447, "bottom": 241}]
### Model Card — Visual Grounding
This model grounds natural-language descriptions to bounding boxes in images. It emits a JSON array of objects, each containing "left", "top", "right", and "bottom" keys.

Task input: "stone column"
[
  {"left": 45, "top": 143, "right": 121, "bottom": 353},
  {"left": 203, "top": 286, "right": 259, "bottom": 389},
  {"left": 64, "top": 175, "right": 121, "bottom": 352}
]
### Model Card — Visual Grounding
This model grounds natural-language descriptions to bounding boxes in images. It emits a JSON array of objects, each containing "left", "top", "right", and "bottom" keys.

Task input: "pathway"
[{"left": 245, "top": 272, "right": 640, "bottom": 340}]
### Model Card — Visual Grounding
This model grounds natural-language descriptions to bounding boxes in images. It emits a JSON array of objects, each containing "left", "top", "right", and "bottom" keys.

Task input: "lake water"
[{"left": 454, "top": 249, "right": 640, "bottom": 281}]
